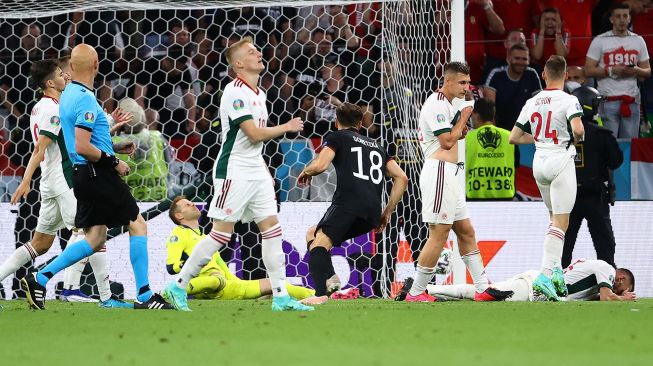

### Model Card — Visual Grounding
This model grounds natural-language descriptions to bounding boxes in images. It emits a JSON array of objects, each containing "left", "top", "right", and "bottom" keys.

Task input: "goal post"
[{"left": 0, "top": 0, "right": 462, "bottom": 299}]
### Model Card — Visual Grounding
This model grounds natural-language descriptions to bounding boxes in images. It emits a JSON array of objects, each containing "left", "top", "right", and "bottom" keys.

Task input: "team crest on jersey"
[
  {"left": 441, "top": 213, "right": 448, "bottom": 220},
  {"left": 50, "top": 115, "right": 61, "bottom": 127},
  {"left": 233, "top": 99, "right": 245, "bottom": 111},
  {"left": 169, "top": 235, "right": 178, "bottom": 243},
  {"left": 575, "top": 103, "right": 583, "bottom": 112},
  {"left": 84, "top": 111, "right": 95, "bottom": 123},
  {"left": 437, "top": 114, "right": 446, "bottom": 124}
]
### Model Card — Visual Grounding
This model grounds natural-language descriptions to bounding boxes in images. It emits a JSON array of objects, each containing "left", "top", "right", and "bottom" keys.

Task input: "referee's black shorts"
[
  {"left": 72, "top": 164, "right": 139, "bottom": 229},
  {"left": 315, "top": 204, "right": 376, "bottom": 247}
]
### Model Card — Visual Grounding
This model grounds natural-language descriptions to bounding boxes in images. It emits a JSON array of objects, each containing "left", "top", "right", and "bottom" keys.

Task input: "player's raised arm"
[
  {"left": 376, "top": 159, "right": 408, "bottom": 232},
  {"left": 437, "top": 105, "right": 472, "bottom": 150},
  {"left": 239, "top": 116, "right": 304, "bottom": 144}
]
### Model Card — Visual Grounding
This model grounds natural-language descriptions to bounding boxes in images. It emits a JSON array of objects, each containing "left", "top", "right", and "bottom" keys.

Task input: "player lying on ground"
[
  {"left": 297, "top": 103, "right": 408, "bottom": 305},
  {"left": 166, "top": 196, "right": 315, "bottom": 300},
  {"left": 509, "top": 55, "right": 585, "bottom": 301},
  {"left": 425, "top": 259, "right": 635, "bottom": 301},
  {"left": 162, "top": 37, "right": 311, "bottom": 312},
  {"left": 0, "top": 58, "right": 129, "bottom": 308}
]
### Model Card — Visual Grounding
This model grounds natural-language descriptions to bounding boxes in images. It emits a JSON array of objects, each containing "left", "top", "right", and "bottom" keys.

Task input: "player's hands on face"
[
  {"left": 297, "top": 170, "right": 312, "bottom": 187},
  {"left": 115, "top": 159, "right": 130, "bottom": 177},
  {"left": 286, "top": 117, "right": 304, "bottom": 133},
  {"left": 555, "top": 13, "right": 562, "bottom": 33},
  {"left": 10, "top": 181, "right": 29, "bottom": 205}
]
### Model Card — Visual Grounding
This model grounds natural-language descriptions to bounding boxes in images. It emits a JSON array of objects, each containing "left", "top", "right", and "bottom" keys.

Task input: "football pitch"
[{"left": 1, "top": 299, "right": 652, "bottom": 366}]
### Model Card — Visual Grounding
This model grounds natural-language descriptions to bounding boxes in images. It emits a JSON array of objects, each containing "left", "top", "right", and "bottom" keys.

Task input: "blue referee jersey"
[{"left": 60, "top": 81, "right": 114, "bottom": 165}]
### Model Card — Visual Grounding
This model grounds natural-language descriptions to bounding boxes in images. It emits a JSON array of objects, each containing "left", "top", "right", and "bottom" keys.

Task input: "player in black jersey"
[{"left": 297, "top": 103, "right": 408, "bottom": 304}]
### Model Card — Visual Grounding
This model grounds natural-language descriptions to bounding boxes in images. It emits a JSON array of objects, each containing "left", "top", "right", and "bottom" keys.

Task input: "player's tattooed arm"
[{"left": 297, "top": 147, "right": 336, "bottom": 186}]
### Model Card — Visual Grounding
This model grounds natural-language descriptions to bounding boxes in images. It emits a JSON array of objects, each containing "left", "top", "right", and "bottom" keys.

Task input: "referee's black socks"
[{"left": 308, "top": 246, "right": 333, "bottom": 297}]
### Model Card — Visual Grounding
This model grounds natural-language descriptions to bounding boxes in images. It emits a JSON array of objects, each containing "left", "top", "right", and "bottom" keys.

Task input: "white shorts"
[
  {"left": 36, "top": 189, "right": 77, "bottom": 235},
  {"left": 420, "top": 159, "right": 468, "bottom": 225},
  {"left": 533, "top": 150, "right": 577, "bottom": 214},
  {"left": 207, "top": 178, "right": 277, "bottom": 223},
  {"left": 495, "top": 270, "right": 540, "bottom": 302}
]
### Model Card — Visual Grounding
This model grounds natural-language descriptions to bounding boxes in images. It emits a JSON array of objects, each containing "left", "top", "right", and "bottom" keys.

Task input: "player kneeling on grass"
[
  {"left": 424, "top": 259, "right": 635, "bottom": 302},
  {"left": 166, "top": 196, "right": 315, "bottom": 300},
  {"left": 297, "top": 103, "right": 408, "bottom": 305}
]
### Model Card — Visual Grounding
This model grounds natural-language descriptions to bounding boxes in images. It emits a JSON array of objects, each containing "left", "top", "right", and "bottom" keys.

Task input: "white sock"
[
  {"left": 541, "top": 227, "right": 565, "bottom": 277},
  {"left": 89, "top": 246, "right": 111, "bottom": 302},
  {"left": 462, "top": 249, "right": 489, "bottom": 293},
  {"left": 408, "top": 264, "right": 436, "bottom": 296},
  {"left": 176, "top": 230, "right": 230, "bottom": 289},
  {"left": 261, "top": 224, "right": 288, "bottom": 298},
  {"left": 0, "top": 243, "right": 37, "bottom": 281},
  {"left": 63, "top": 257, "right": 88, "bottom": 290},
  {"left": 427, "top": 284, "right": 475, "bottom": 299}
]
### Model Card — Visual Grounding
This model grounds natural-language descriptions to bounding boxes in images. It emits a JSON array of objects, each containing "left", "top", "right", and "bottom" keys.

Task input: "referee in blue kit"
[{"left": 22, "top": 44, "right": 172, "bottom": 310}]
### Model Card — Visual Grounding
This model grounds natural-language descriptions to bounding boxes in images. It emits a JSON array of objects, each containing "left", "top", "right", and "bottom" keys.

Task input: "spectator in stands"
[
  {"left": 629, "top": 0, "right": 653, "bottom": 136},
  {"left": 61, "top": 11, "right": 128, "bottom": 110},
  {"left": 346, "top": 2, "right": 382, "bottom": 60},
  {"left": 215, "top": 7, "right": 279, "bottom": 72},
  {"left": 299, "top": 61, "right": 356, "bottom": 138},
  {"left": 465, "top": 0, "right": 506, "bottom": 84},
  {"left": 484, "top": 44, "right": 543, "bottom": 130},
  {"left": 281, "top": 29, "right": 334, "bottom": 118},
  {"left": 482, "top": 29, "right": 527, "bottom": 82},
  {"left": 484, "top": 0, "right": 540, "bottom": 74},
  {"left": 585, "top": 3, "right": 651, "bottom": 138},
  {"left": 530, "top": 8, "right": 570, "bottom": 68},
  {"left": 0, "top": 23, "right": 45, "bottom": 126},
  {"left": 137, "top": 20, "right": 198, "bottom": 139},
  {"left": 112, "top": 98, "right": 171, "bottom": 202},
  {"left": 325, "top": 5, "right": 360, "bottom": 68},
  {"left": 541, "top": 0, "right": 597, "bottom": 66}
]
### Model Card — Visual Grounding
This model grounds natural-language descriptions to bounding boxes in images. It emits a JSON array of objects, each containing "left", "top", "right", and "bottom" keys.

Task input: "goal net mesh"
[{"left": 0, "top": 0, "right": 451, "bottom": 299}]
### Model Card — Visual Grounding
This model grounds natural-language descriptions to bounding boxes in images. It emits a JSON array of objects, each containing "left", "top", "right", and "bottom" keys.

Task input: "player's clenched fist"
[{"left": 285, "top": 117, "right": 304, "bottom": 133}]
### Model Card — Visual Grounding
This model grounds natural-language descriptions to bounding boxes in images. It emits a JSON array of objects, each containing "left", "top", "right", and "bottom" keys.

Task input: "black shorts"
[
  {"left": 72, "top": 164, "right": 139, "bottom": 229},
  {"left": 315, "top": 205, "right": 376, "bottom": 247}
]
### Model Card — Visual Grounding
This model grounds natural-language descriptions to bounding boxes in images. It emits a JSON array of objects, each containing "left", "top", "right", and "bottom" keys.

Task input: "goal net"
[{"left": 0, "top": 0, "right": 452, "bottom": 299}]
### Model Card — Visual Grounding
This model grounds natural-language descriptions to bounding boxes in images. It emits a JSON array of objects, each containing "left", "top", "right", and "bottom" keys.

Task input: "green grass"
[{"left": 1, "top": 299, "right": 652, "bottom": 366}]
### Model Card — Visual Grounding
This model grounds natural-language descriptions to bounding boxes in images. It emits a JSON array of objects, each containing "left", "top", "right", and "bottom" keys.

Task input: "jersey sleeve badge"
[
  {"left": 84, "top": 111, "right": 95, "bottom": 123},
  {"left": 437, "top": 114, "right": 446, "bottom": 124},
  {"left": 50, "top": 115, "right": 60, "bottom": 127},
  {"left": 233, "top": 99, "right": 245, "bottom": 111}
]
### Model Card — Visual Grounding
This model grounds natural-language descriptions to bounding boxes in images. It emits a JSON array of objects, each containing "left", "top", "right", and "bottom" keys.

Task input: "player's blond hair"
[
  {"left": 225, "top": 36, "right": 255, "bottom": 68},
  {"left": 544, "top": 55, "right": 567, "bottom": 81}
]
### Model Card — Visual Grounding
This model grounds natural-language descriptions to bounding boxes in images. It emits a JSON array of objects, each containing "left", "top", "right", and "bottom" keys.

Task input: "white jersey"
[
  {"left": 586, "top": 31, "right": 650, "bottom": 99},
  {"left": 418, "top": 91, "right": 456, "bottom": 159},
  {"left": 29, "top": 96, "right": 73, "bottom": 199},
  {"left": 215, "top": 77, "right": 270, "bottom": 180},
  {"left": 515, "top": 89, "right": 583, "bottom": 155},
  {"left": 564, "top": 259, "right": 616, "bottom": 301}
]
